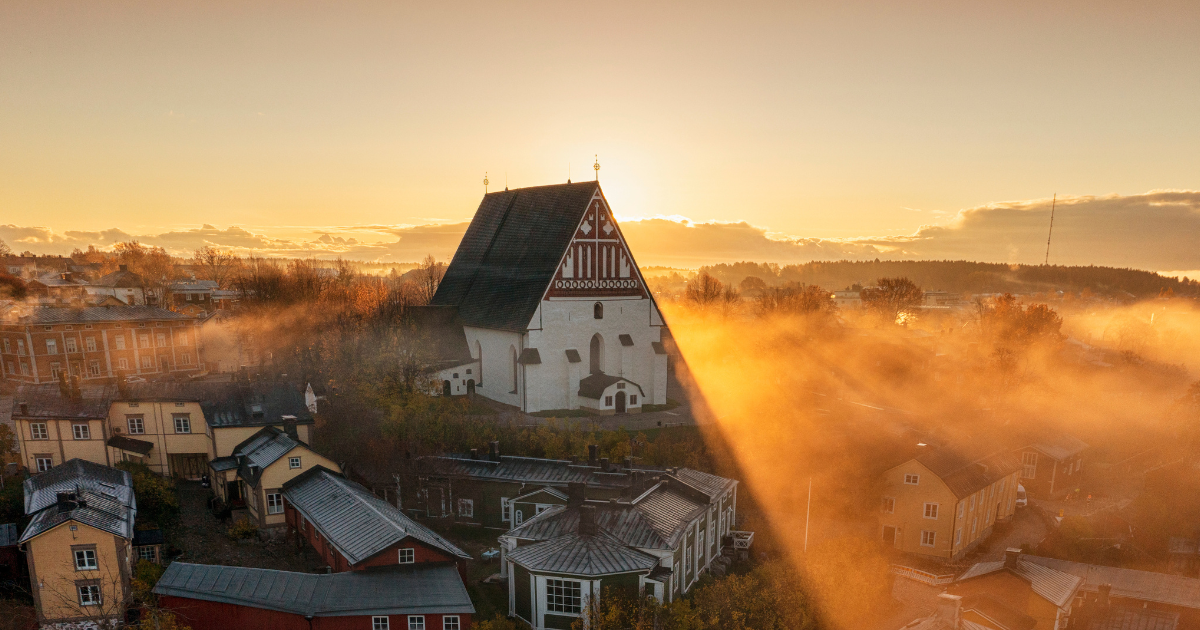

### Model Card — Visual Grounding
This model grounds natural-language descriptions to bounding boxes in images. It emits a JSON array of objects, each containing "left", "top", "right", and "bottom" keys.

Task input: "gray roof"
[
  {"left": 577, "top": 374, "right": 644, "bottom": 400},
  {"left": 431, "top": 182, "right": 604, "bottom": 332},
  {"left": 92, "top": 269, "right": 146, "bottom": 288},
  {"left": 507, "top": 529, "right": 659, "bottom": 577},
  {"left": 1026, "top": 433, "right": 1089, "bottom": 461},
  {"left": 11, "top": 384, "right": 114, "bottom": 419},
  {"left": 20, "top": 489, "right": 136, "bottom": 543},
  {"left": 16, "top": 305, "right": 190, "bottom": 324},
  {"left": 1022, "top": 555, "right": 1200, "bottom": 610},
  {"left": 201, "top": 383, "right": 314, "bottom": 428},
  {"left": 24, "top": 458, "right": 134, "bottom": 515},
  {"left": 1088, "top": 608, "right": 1179, "bottom": 630},
  {"left": 915, "top": 447, "right": 1022, "bottom": 500},
  {"left": 209, "top": 456, "right": 239, "bottom": 472},
  {"left": 957, "top": 558, "right": 1082, "bottom": 609},
  {"left": 107, "top": 435, "right": 154, "bottom": 455},
  {"left": 154, "top": 562, "right": 475, "bottom": 617},
  {"left": 283, "top": 467, "right": 470, "bottom": 564},
  {"left": 169, "top": 280, "right": 218, "bottom": 291},
  {"left": 406, "top": 306, "right": 474, "bottom": 365},
  {"left": 232, "top": 427, "right": 302, "bottom": 488}
]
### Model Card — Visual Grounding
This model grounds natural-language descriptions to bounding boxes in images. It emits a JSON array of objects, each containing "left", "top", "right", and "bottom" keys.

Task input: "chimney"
[
  {"left": 588, "top": 445, "right": 598, "bottom": 467},
  {"left": 470, "top": 448, "right": 479, "bottom": 460},
  {"left": 56, "top": 492, "right": 76, "bottom": 513},
  {"left": 934, "top": 593, "right": 962, "bottom": 627},
  {"left": 624, "top": 456, "right": 633, "bottom": 470},
  {"left": 18, "top": 402, "right": 28, "bottom": 416},
  {"left": 119, "top": 264, "right": 128, "bottom": 272},
  {"left": 1097, "top": 583, "right": 1112, "bottom": 607},
  {"left": 578, "top": 505, "right": 597, "bottom": 536},
  {"left": 282, "top": 416, "right": 298, "bottom": 440},
  {"left": 489, "top": 440, "right": 500, "bottom": 462},
  {"left": 568, "top": 482, "right": 586, "bottom": 507},
  {"left": 600, "top": 457, "right": 609, "bottom": 472},
  {"left": 1004, "top": 548, "right": 1022, "bottom": 570}
]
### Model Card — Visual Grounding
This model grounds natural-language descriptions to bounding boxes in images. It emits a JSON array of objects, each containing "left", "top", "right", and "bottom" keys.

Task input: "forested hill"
[{"left": 697, "top": 260, "right": 1199, "bottom": 299}]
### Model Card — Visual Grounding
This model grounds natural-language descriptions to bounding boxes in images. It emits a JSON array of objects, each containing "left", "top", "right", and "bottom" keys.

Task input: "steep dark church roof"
[{"left": 431, "top": 182, "right": 600, "bottom": 332}]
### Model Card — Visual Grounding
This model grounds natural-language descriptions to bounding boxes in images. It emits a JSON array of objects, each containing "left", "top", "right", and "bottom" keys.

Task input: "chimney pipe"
[
  {"left": 1098, "top": 583, "right": 1112, "bottom": 607},
  {"left": 119, "top": 264, "right": 128, "bottom": 272},
  {"left": 1004, "top": 548, "right": 1022, "bottom": 570},
  {"left": 578, "top": 505, "right": 597, "bottom": 536},
  {"left": 18, "top": 402, "right": 28, "bottom": 416},
  {"left": 470, "top": 448, "right": 479, "bottom": 460},
  {"left": 588, "top": 445, "right": 598, "bottom": 467},
  {"left": 600, "top": 457, "right": 609, "bottom": 472},
  {"left": 624, "top": 456, "right": 633, "bottom": 470},
  {"left": 281, "top": 416, "right": 298, "bottom": 440},
  {"left": 490, "top": 440, "right": 500, "bottom": 462},
  {"left": 56, "top": 492, "right": 76, "bottom": 513},
  {"left": 934, "top": 593, "right": 961, "bottom": 627},
  {"left": 568, "top": 482, "right": 586, "bottom": 507}
]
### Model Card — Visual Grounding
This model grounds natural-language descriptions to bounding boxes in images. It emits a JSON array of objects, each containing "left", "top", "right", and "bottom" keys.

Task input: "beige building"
[
  {"left": 19, "top": 459, "right": 137, "bottom": 628},
  {"left": 209, "top": 426, "right": 340, "bottom": 530},
  {"left": 879, "top": 444, "right": 1022, "bottom": 561},
  {"left": 11, "top": 387, "right": 112, "bottom": 474}
]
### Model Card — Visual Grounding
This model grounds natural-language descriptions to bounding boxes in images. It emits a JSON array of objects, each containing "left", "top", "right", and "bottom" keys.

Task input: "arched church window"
[
  {"left": 594, "top": 302, "right": 603, "bottom": 319},
  {"left": 589, "top": 334, "right": 603, "bottom": 375}
]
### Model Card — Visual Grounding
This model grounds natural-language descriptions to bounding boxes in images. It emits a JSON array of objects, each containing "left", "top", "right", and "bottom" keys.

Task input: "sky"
[{"left": 2, "top": 1, "right": 1198, "bottom": 270}]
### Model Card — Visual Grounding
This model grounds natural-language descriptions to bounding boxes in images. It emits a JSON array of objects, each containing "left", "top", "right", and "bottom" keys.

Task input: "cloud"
[{"left": 2, "top": 191, "right": 1197, "bottom": 271}]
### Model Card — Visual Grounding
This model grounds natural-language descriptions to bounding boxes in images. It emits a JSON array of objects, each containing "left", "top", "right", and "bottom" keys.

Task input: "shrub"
[{"left": 228, "top": 517, "right": 258, "bottom": 540}]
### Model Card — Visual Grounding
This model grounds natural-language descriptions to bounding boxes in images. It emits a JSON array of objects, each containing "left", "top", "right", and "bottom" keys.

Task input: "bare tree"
[
  {"left": 0, "top": 238, "right": 11, "bottom": 257},
  {"left": 192, "top": 246, "right": 237, "bottom": 288},
  {"left": 414, "top": 255, "right": 445, "bottom": 305},
  {"left": 860, "top": 276, "right": 924, "bottom": 324}
]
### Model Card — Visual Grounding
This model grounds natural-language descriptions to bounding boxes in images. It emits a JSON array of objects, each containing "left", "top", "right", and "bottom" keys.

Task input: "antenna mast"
[{"left": 1044, "top": 193, "right": 1056, "bottom": 265}]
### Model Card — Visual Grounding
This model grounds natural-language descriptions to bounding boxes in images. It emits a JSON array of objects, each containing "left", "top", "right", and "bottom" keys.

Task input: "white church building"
[{"left": 428, "top": 181, "right": 668, "bottom": 414}]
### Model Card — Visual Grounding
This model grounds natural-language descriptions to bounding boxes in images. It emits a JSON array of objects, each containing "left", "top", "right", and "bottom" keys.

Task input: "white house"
[{"left": 430, "top": 182, "right": 668, "bottom": 414}]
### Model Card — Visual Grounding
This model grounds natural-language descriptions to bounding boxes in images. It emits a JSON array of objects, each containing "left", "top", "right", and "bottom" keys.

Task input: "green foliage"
[
  {"left": 228, "top": 517, "right": 258, "bottom": 540},
  {"left": 130, "top": 559, "right": 165, "bottom": 606},
  {"left": 0, "top": 474, "right": 26, "bottom": 527},
  {"left": 860, "top": 277, "right": 924, "bottom": 323},
  {"left": 116, "top": 461, "right": 180, "bottom": 526},
  {"left": 133, "top": 609, "right": 192, "bottom": 630}
]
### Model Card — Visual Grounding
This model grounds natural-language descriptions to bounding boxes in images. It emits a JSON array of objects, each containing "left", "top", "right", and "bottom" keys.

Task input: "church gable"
[{"left": 545, "top": 190, "right": 648, "bottom": 300}]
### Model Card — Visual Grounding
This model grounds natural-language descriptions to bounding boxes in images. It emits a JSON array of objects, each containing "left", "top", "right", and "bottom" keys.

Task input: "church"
[{"left": 428, "top": 181, "right": 668, "bottom": 414}]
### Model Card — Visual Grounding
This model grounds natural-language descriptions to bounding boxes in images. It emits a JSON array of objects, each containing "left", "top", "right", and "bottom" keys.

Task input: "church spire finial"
[
  {"left": 483, "top": 172, "right": 489, "bottom": 194},
  {"left": 593, "top": 155, "right": 600, "bottom": 182}
]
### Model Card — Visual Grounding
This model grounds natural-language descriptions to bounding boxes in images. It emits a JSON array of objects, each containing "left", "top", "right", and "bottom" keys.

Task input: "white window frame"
[
  {"left": 408, "top": 616, "right": 424, "bottom": 630},
  {"left": 955, "top": 528, "right": 962, "bottom": 545},
  {"left": 289, "top": 456, "right": 301, "bottom": 469},
  {"left": 920, "top": 530, "right": 936, "bottom": 547},
  {"left": 173, "top": 415, "right": 191, "bottom": 434},
  {"left": 127, "top": 416, "right": 144, "bottom": 434},
  {"left": 904, "top": 474, "right": 919, "bottom": 485},
  {"left": 46, "top": 339, "right": 57, "bottom": 355},
  {"left": 398, "top": 548, "right": 415, "bottom": 564},
  {"left": 74, "top": 549, "right": 98, "bottom": 570},
  {"left": 372, "top": 617, "right": 390, "bottom": 630},
  {"left": 923, "top": 503, "right": 939, "bottom": 519},
  {"left": 73, "top": 424, "right": 90, "bottom": 440},
  {"left": 114, "top": 336, "right": 126, "bottom": 350},
  {"left": 77, "top": 584, "right": 101, "bottom": 606},
  {"left": 118, "top": 358, "right": 128, "bottom": 370},
  {"left": 138, "top": 546, "right": 158, "bottom": 563},
  {"left": 501, "top": 497, "right": 512, "bottom": 522},
  {"left": 457, "top": 498, "right": 474, "bottom": 518},
  {"left": 85, "top": 337, "right": 97, "bottom": 352},
  {"left": 65, "top": 337, "right": 77, "bottom": 353},
  {"left": 442, "top": 615, "right": 460, "bottom": 630},
  {"left": 546, "top": 577, "right": 584, "bottom": 615},
  {"left": 958, "top": 502, "right": 965, "bottom": 518},
  {"left": 266, "top": 492, "right": 284, "bottom": 515},
  {"left": 1022, "top": 452, "right": 1038, "bottom": 479},
  {"left": 31, "top": 423, "right": 48, "bottom": 440},
  {"left": 882, "top": 497, "right": 895, "bottom": 514}
]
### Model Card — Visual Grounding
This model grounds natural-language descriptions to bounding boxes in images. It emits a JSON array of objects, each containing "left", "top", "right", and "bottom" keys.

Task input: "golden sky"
[{"left": 2, "top": 0, "right": 1198, "bottom": 248}]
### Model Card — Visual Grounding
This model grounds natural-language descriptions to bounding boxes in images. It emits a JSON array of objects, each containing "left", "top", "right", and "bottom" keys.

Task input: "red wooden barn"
[{"left": 154, "top": 562, "right": 474, "bottom": 630}]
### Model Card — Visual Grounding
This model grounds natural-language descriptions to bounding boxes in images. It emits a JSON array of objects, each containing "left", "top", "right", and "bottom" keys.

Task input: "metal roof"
[
  {"left": 11, "top": 384, "right": 114, "bottom": 419},
  {"left": 671, "top": 468, "right": 738, "bottom": 499},
  {"left": 201, "top": 382, "right": 314, "bottom": 428},
  {"left": 283, "top": 467, "right": 470, "bottom": 564},
  {"left": 430, "top": 182, "right": 602, "bottom": 332},
  {"left": 231, "top": 427, "right": 303, "bottom": 487},
  {"left": 20, "top": 490, "right": 136, "bottom": 543},
  {"left": 15, "top": 305, "right": 191, "bottom": 324},
  {"left": 957, "top": 558, "right": 1082, "bottom": 609},
  {"left": 577, "top": 374, "right": 644, "bottom": 400},
  {"left": 507, "top": 530, "right": 659, "bottom": 577},
  {"left": 512, "top": 486, "right": 569, "bottom": 503},
  {"left": 107, "top": 435, "right": 154, "bottom": 455},
  {"left": 24, "top": 458, "right": 134, "bottom": 515},
  {"left": 154, "top": 562, "right": 475, "bottom": 617},
  {"left": 1026, "top": 433, "right": 1089, "bottom": 461},
  {"left": 1022, "top": 555, "right": 1200, "bottom": 610},
  {"left": 209, "top": 456, "right": 239, "bottom": 472}
]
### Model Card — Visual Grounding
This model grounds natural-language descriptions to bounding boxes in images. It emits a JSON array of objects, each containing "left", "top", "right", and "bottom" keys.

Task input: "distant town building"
[
  {"left": 430, "top": 182, "right": 668, "bottom": 414},
  {"left": 87, "top": 265, "right": 148, "bottom": 305},
  {"left": 1012, "top": 433, "right": 1088, "bottom": 499}
]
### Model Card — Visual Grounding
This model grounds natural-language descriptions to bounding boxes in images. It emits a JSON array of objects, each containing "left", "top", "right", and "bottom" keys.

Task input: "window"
[
  {"left": 77, "top": 582, "right": 101, "bottom": 606},
  {"left": 20, "top": 362, "right": 29, "bottom": 375},
  {"left": 882, "top": 497, "right": 895, "bottom": 514},
  {"left": 173, "top": 415, "right": 191, "bottom": 433},
  {"left": 630, "top": 395, "right": 637, "bottom": 405},
  {"left": 1, "top": 339, "right": 9, "bottom": 353},
  {"left": 266, "top": 492, "right": 284, "bottom": 515},
  {"left": 970, "top": 495, "right": 976, "bottom": 510},
  {"left": 457, "top": 498, "right": 474, "bottom": 518},
  {"left": 605, "top": 395, "right": 613, "bottom": 406},
  {"left": 36, "top": 457, "right": 53, "bottom": 472},
  {"left": 546, "top": 578, "right": 583, "bottom": 614},
  {"left": 924, "top": 503, "right": 938, "bottom": 519},
  {"left": 114, "top": 335, "right": 126, "bottom": 350},
  {"left": 139, "top": 334, "right": 150, "bottom": 349},
  {"left": 398, "top": 548, "right": 415, "bottom": 564},
  {"left": 74, "top": 548, "right": 97, "bottom": 570},
  {"left": 89, "top": 361, "right": 101, "bottom": 376},
  {"left": 181, "top": 352, "right": 192, "bottom": 364},
  {"left": 138, "top": 546, "right": 158, "bottom": 563},
  {"left": 442, "top": 616, "right": 460, "bottom": 630},
  {"left": 1075, "top": 459, "right": 1081, "bottom": 472},
  {"left": 65, "top": 338, "right": 77, "bottom": 353},
  {"left": 501, "top": 498, "right": 512, "bottom": 522},
  {"left": 185, "top": 293, "right": 192, "bottom": 301},
  {"left": 408, "top": 617, "right": 425, "bottom": 630},
  {"left": 955, "top": 528, "right": 962, "bottom": 545},
  {"left": 85, "top": 337, "right": 97, "bottom": 352},
  {"left": 904, "top": 474, "right": 919, "bottom": 485},
  {"left": 289, "top": 457, "right": 301, "bottom": 469},
  {"left": 156, "top": 333, "right": 166, "bottom": 347},
  {"left": 515, "top": 510, "right": 523, "bottom": 525},
  {"left": 50, "top": 363, "right": 62, "bottom": 379},
  {"left": 372, "top": 618, "right": 390, "bottom": 630},
  {"left": 123, "top": 415, "right": 143, "bottom": 434},
  {"left": 178, "top": 332, "right": 189, "bottom": 346},
  {"left": 17, "top": 339, "right": 26, "bottom": 355},
  {"left": 594, "top": 302, "right": 604, "bottom": 319},
  {"left": 141, "top": 356, "right": 153, "bottom": 368},
  {"left": 1021, "top": 452, "right": 1038, "bottom": 479},
  {"left": 920, "top": 531, "right": 936, "bottom": 547},
  {"left": 31, "top": 423, "right": 48, "bottom": 440},
  {"left": 958, "top": 502, "right": 964, "bottom": 518},
  {"left": 46, "top": 339, "right": 57, "bottom": 354},
  {"left": 118, "top": 358, "right": 128, "bottom": 370},
  {"left": 73, "top": 424, "right": 90, "bottom": 440}
]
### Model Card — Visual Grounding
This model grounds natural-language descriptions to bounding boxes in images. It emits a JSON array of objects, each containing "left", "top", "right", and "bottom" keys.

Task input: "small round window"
[{"left": 594, "top": 302, "right": 603, "bottom": 319}]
